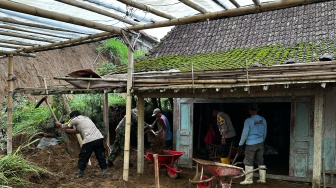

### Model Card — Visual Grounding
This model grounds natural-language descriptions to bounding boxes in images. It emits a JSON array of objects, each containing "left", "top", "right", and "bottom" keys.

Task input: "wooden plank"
[{"left": 312, "top": 88, "right": 324, "bottom": 188}]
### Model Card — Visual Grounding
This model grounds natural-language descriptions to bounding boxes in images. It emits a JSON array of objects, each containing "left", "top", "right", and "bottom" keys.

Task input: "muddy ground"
[{"left": 16, "top": 137, "right": 311, "bottom": 188}]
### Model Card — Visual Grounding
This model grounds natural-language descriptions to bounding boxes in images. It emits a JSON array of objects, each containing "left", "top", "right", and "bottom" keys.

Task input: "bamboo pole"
[
  {"left": 1, "top": 52, "right": 35, "bottom": 58},
  {"left": 228, "top": 0, "right": 240, "bottom": 8},
  {"left": 0, "top": 0, "right": 123, "bottom": 35},
  {"left": 57, "top": 0, "right": 139, "bottom": 26},
  {"left": 123, "top": 35, "right": 134, "bottom": 181},
  {"left": 117, "top": 0, "right": 176, "bottom": 19},
  {"left": 103, "top": 91, "right": 110, "bottom": 155},
  {"left": 6, "top": 54, "right": 13, "bottom": 155},
  {"left": 0, "top": 44, "right": 26, "bottom": 49},
  {"left": 0, "top": 25, "right": 73, "bottom": 39},
  {"left": 137, "top": 95, "right": 145, "bottom": 174},
  {"left": 179, "top": 0, "right": 209, "bottom": 13},
  {"left": 13, "top": 32, "right": 114, "bottom": 54},
  {"left": 252, "top": 0, "right": 261, "bottom": 6},
  {"left": 0, "top": 17, "right": 89, "bottom": 35},
  {"left": 125, "top": 0, "right": 328, "bottom": 31},
  {"left": 0, "top": 39, "right": 33, "bottom": 47},
  {"left": 212, "top": 0, "right": 227, "bottom": 9},
  {"left": 0, "top": 30, "right": 56, "bottom": 43}
]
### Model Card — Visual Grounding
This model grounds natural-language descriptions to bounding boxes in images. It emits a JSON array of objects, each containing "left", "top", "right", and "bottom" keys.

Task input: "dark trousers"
[
  {"left": 165, "top": 139, "right": 172, "bottom": 150},
  {"left": 220, "top": 136, "right": 235, "bottom": 158},
  {"left": 78, "top": 138, "right": 107, "bottom": 171},
  {"left": 243, "top": 142, "right": 264, "bottom": 166}
]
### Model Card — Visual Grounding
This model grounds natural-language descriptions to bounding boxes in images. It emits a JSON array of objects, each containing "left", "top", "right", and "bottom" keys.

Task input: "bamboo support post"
[
  {"left": 154, "top": 154, "right": 160, "bottom": 188},
  {"left": 137, "top": 95, "right": 145, "bottom": 174},
  {"left": 6, "top": 54, "right": 13, "bottom": 155},
  {"left": 103, "top": 91, "right": 110, "bottom": 155},
  {"left": 123, "top": 35, "right": 135, "bottom": 181}
]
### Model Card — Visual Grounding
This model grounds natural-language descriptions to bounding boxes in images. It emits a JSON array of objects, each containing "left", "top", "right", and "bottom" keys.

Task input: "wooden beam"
[
  {"left": 0, "top": 0, "right": 123, "bottom": 35},
  {"left": 116, "top": 0, "right": 176, "bottom": 19},
  {"left": 0, "top": 30, "right": 55, "bottom": 43},
  {"left": 252, "top": 0, "right": 261, "bottom": 6},
  {"left": 123, "top": 35, "right": 134, "bottom": 181},
  {"left": 0, "top": 17, "right": 89, "bottom": 35},
  {"left": 0, "top": 24, "right": 73, "bottom": 39},
  {"left": 56, "top": 0, "right": 139, "bottom": 26},
  {"left": 137, "top": 94, "right": 145, "bottom": 174},
  {"left": 179, "top": 0, "right": 209, "bottom": 13},
  {"left": 7, "top": 54, "right": 13, "bottom": 155},
  {"left": 312, "top": 87, "right": 324, "bottom": 188},
  {"left": 125, "top": 0, "right": 328, "bottom": 31},
  {"left": 228, "top": 0, "right": 240, "bottom": 8}
]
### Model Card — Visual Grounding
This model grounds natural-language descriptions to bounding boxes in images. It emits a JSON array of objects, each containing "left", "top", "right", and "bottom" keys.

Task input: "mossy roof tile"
[{"left": 108, "top": 1, "right": 336, "bottom": 74}]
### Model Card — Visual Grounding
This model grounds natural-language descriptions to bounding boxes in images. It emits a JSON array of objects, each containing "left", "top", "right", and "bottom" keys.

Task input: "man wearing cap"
[
  {"left": 238, "top": 103, "right": 267, "bottom": 185},
  {"left": 151, "top": 108, "right": 172, "bottom": 149},
  {"left": 212, "top": 108, "right": 236, "bottom": 164}
]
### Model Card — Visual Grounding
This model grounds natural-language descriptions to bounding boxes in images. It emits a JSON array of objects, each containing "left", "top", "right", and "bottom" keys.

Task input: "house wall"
[{"left": 173, "top": 86, "right": 334, "bottom": 181}]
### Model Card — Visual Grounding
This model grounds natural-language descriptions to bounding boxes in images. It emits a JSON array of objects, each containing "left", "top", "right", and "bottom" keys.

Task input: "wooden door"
[
  {"left": 289, "top": 100, "right": 313, "bottom": 178},
  {"left": 175, "top": 98, "right": 193, "bottom": 167}
]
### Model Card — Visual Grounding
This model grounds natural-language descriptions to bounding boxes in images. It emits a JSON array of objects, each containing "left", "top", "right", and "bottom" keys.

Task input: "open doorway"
[{"left": 192, "top": 102, "right": 291, "bottom": 175}]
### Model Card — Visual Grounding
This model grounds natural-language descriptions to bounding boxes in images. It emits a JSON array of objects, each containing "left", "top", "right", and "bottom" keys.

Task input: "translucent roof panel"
[{"left": 1, "top": 0, "right": 320, "bottom": 55}]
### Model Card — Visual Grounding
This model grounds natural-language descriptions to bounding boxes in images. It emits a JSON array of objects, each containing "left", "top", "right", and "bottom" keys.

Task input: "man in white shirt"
[{"left": 55, "top": 110, "right": 107, "bottom": 178}]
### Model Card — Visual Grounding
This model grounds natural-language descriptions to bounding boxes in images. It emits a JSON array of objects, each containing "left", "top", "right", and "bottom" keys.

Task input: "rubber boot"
[
  {"left": 220, "top": 157, "right": 229, "bottom": 164},
  {"left": 240, "top": 166, "right": 253, "bottom": 185},
  {"left": 77, "top": 169, "right": 84, "bottom": 178},
  {"left": 257, "top": 165, "right": 266, "bottom": 183},
  {"left": 102, "top": 168, "right": 107, "bottom": 176},
  {"left": 106, "top": 159, "right": 114, "bottom": 167}
]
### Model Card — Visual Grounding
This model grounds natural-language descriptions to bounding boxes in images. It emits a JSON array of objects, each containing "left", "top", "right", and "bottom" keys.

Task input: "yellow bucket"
[{"left": 220, "top": 157, "right": 229, "bottom": 164}]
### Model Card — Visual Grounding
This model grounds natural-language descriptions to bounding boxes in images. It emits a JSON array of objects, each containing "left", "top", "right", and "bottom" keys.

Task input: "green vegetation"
[
  {"left": 0, "top": 96, "right": 50, "bottom": 137},
  {"left": 97, "top": 38, "right": 147, "bottom": 75},
  {"left": 0, "top": 144, "right": 53, "bottom": 186}
]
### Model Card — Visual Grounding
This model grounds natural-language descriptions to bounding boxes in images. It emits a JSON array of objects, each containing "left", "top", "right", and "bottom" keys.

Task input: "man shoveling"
[{"left": 55, "top": 110, "right": 107, "bottom": 178}]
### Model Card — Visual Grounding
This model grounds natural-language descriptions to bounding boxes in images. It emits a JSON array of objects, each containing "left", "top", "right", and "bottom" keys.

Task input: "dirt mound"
[{"left": 8, "top": 132, "right": 310, "bottom": 188}]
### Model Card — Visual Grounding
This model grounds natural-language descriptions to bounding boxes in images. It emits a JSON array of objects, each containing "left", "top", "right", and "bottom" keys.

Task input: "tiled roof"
[{"left": 108, "top": 1, "right": 336, "bottom": 74}]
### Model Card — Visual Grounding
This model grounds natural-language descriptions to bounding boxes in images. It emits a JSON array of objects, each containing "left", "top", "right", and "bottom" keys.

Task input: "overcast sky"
[{"left": 144, "top": 26, "right": 174, "bottom": 41}]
